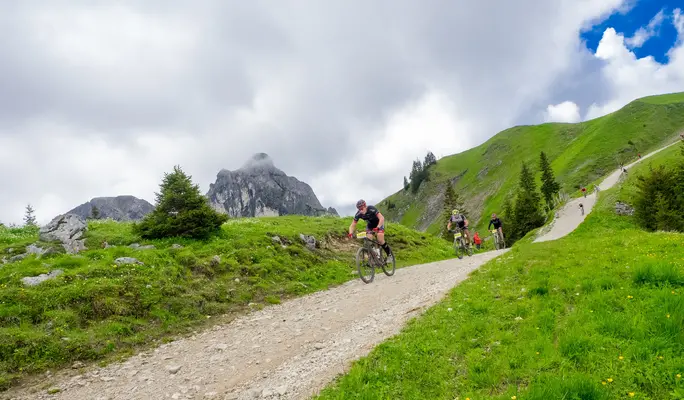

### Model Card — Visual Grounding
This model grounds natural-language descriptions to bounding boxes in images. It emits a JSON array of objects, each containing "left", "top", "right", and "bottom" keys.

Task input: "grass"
[
  {"left": 316, "top": 156, "right": 684, "bottom": 399},
  {"left": 378, "top": 92, "right": 684, "bottom": 235},
  {"left": 0, "top": 216, "right": 455, "bottom": 390}
]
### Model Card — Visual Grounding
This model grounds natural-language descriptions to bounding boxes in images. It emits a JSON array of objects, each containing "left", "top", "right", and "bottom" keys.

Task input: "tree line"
[{"left": 404, "top": 151, "right": 437, "bottom": 194}]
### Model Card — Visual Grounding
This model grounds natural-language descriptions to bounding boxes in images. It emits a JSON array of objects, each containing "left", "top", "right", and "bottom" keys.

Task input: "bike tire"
[
  {"left": 467, "top": 243, "right": 473, "bottom": 256},
  {"left": 499, "top": 232, "right": 506, "bottom": 249},
  {"left": 454, "top": 238, "right": 464, "bottom": 259},
  {"left": 355, "top": 247, "right": 375, "bottom": 283},
  {"left": 381, "top": 252, "right": 396, "bottom": 276}
]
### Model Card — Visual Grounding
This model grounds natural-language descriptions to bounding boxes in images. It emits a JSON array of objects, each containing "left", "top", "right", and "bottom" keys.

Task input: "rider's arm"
[
  {"left": 447, "top": 221, "right": 452, "bottom": 230},
  {"left": 464, "top": 218, "right": 469, "bottom": 227},
  {"left": 349, "top": 219, "right": 358, "bottom": 235},
  {"left": 488, "top": 220, "right": 493, "bottom": 229},
  {"left": 377, "top": 212, "right": 385, "bottom": 228}
]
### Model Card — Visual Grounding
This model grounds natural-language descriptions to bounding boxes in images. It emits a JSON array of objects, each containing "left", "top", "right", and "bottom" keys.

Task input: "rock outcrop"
[
  {"left": 65, "top": 195, "right": 154, "bottom": 221},
  {"left": 39, "top": 214, "right": 87, "bottom": 254},
  {"left": 206, "top": 153, "right": 339, "bottom": 218}
]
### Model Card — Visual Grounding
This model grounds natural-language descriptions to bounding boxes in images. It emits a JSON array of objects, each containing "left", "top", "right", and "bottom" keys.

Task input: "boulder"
[
  {"left": 39, "top": 214, "right": 87, "bottom": 254},
  {"left": 21, "top": 269, "right": 64, "bottom": 287},
  {"left": 615, "top": 201, "right": 635, "bottom": 216}
]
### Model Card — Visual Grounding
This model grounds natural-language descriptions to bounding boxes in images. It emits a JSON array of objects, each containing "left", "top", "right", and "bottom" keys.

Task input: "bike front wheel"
[
  {"left": 355, "top": 247, "right": 375, "bottom": 283},
  {"left": 454, "top": 238, "right": 464, "bottom": 259},
  {"left": 381, "top": 252, "right": 396, "bottom": 276}
]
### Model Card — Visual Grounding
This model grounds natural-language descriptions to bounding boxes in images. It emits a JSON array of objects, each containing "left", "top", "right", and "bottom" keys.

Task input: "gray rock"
[
  {"left": 210, "top": 255, "right": 221, "bottom": 266},
  {"left": 166, "top": 365, "right": 182, "bottom": 374},
  {"left": 171, "top": 244, "right": 183, "bottom": 249},
  {"left": 129, "top": 243, "right": 155, "bottom": 250},
  {"left": 26, "top": 244, "right": 47, "bottom": 256},
  {"left": 39, "top": 214, "right": 87, "bottom": 254},
  {"left": 114, "top": 257, "right": 143, "bottom": 266},
  {"left": 65, "top": 195, "right": 154, "bottom": 222},
  {"left": 21, "top": 269, "right": 64, "bottom": 286},
  {"left": 615, "top": 201, "right": 635, "bottom": 216},
  {"left": 9, "top": 253, "right": 27, "bottom": 262},
  {"left": 299, "top": 234, "right": 317, "bottom": 250},
  {"left": 206, "top": 153, "right": 339, "bottom": 218}
]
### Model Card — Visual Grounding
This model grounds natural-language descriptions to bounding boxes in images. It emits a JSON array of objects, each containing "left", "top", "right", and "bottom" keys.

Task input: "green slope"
[
  {"left": 316, "top": 143, "right": 684, "bottom": 400},
  {"left": 0, "top": 216, "right": 454, "bottom": 390},
  {"left": 379, "top": 92, "right": 684, "bottom": 236}
]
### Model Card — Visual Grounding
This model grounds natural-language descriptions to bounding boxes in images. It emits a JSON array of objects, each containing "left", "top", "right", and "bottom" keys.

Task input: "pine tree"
[
  {"left": 133, "top": 165, "right": 228, "bottom": 239},
  {"left": 90, "top": 205, "right": 101, "bottom": 220},
  {"left": 403, "top": 176, "right": 409, "bottom": 192},
  {"left": 501, "top": 195, "right": 516, "bottom": 240},
  {"left": 409, "top": 159, "right": 424, "bottom": 193},
  {"left": 23, "top": 204, "right": 37, "bottom": 228},
  {"left": 512, "top": 163, "right": 545, "bottom": 239},
  {"left": 423, "top": 151, "right": 437, "bottom": 167},
  {"left": 539, "top": 151, "right": 560, "bottom": 209}
]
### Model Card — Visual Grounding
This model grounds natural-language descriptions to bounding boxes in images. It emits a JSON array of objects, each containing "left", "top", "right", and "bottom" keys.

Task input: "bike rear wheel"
[
  {"left": 355, "top": 247, "right": 375, "bottom": 283},
  {"left": 498, "top": 232, "right": 506, "bottom": 249}
]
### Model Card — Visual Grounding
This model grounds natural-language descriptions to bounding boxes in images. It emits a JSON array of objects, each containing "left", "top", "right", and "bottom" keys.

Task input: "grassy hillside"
[
  {"left": 379, "top": 92, "right": 684, "bottom": 236},
  {"left": 0, "top": 216, "right": 454, "bottom": 390},
  {"left": 316, "top": 144, "right": 684, "bottom": 400}
]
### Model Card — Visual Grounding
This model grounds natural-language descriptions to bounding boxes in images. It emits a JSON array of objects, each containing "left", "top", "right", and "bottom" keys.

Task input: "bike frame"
[{"left": 356, "top": 231, "right": 384, "bottom": 266}]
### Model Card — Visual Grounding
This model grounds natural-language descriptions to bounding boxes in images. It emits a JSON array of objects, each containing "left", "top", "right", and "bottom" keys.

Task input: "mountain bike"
[
  {"left": 490, "top": 229, "right": 505, "bottom": 250},
  {"left": 354, "top": 231, "right": 396, "bottom": 284},
  {"left": 450, "top": 229, "right": 473, "bottom": 259}
]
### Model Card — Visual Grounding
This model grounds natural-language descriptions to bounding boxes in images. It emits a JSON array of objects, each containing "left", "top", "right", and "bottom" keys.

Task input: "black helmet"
[{"left": 356, "top": 199, "right": 366, "bottom": 209}]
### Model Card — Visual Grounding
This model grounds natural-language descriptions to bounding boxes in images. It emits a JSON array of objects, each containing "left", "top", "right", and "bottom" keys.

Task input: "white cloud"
[
  {"left": 625, "top": 9, "right": 666, "bottom": 48},
  {"left": 544, "top": 101, "right": 581, "bottom": 123},
  {"left": 585, "top": 8, "right": 684, "bottom": 120},
  {"left": 0, "top": 0, "right": 630, "bottom": 225}
]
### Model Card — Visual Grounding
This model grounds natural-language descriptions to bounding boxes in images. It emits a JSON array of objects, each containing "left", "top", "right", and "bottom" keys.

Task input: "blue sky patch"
[{"left": 581, "top": 0, "right": 678, "bottom": 64}]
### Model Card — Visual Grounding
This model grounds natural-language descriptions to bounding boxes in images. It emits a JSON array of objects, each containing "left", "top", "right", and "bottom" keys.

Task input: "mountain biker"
[
  {"left": 348, "top": 199, "right": 392, "bottom": 258},
  {"left": 447, "top": 209, "right": 471, "bottom": 246},
  {"left": 488, "top": 213, "right": 503, "bottom": 239}
]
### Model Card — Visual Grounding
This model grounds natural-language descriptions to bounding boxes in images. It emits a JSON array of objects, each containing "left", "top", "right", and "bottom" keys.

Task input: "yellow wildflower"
[
  {"left": 607, "top": 378, "right": 613, "bottom": 383},
  {"left": 601, "top": 381, "right": 606, "bottom": 385},
  {"left": 619, "top": 355, "right": 624, "bottom": 360},
  {"left": 628, "top": 393, "right": 635, "bottom": 397}
]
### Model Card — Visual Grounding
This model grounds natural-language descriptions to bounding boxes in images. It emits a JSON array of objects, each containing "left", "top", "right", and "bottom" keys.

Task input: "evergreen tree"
[
  {"left": 403, "top": 176, "right": 409, "bottom": 192},
  {"left": 423, "top": 151, "right": 437, "bottom": 167},
  {"left": 409, "top": 159, "right": 424, "bottom": 193},
  {"left": 23, "top": 204, "right": 37, "bottom": 228},
  {"left": 512, "top": 163, "right": 545, "bottom": 240},
  {"left": 501, "top": 195, "right": 515, "bottom": 240},
  {"left": 133, "top": 165, "right": 228, "bottom": 239},
  {"left": 90, "top": 205, "right": 101, "bottom": 220},
  {"left": 539, "top": 151, "right": 560, "bottom": 209},
  {"left": 634, "top": 164, "right": 682, "bottom": 232}
]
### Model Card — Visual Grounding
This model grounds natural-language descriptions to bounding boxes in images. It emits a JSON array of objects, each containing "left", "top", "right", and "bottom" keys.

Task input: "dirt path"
[
  {"left": 4, "top": 250, "right": 508, "bottom": 400},
  {"left": 534, "top": 141, "right": 680, "bottom": 243}
]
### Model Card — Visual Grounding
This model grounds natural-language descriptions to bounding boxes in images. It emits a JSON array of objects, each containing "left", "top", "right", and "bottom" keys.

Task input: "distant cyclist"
[
  {"left": 447, "top": 209, "right": 471, "bottom": 246},
  {"left": 348, "top": 199, "right": 392, "bottom": 258},
  {"left": 488, "top": 213, "right": 504, "bottom": 239}
]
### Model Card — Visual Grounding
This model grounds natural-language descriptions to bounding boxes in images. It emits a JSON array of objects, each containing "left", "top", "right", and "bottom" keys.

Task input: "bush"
[
  {"left": 133, "top": 165, "right": 228, "bottom": 239},
  {"left": 633, "top": 144, "right": 684, "bottom": 232}
]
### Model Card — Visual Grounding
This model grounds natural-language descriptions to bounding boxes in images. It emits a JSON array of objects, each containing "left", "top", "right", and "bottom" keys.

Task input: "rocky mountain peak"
[{"left": 207, "top": 154, "right": 338, "bottom": 218}]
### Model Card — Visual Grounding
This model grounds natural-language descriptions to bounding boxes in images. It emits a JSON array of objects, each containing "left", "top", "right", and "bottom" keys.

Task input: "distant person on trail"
[
  {"left": 488, "top": 213, "right": 503, "bottom": 238},
  {"left": 581, "top": 187, "right": 587, "bottom": 198},
  {"left": 473, "top": 232, "right": 482, "bottom": 250},
  {"left": 348, "top": 199, "right": 392, "bottom": 258},
  {"left": 594, "top": 185, "right": 600, "bottom": 194},
  {"left": 579, "top": 203, "right": 584, "bottom": 216},
  {"left": 638, "top": 153, "right": 641, "bottom": 159},
  {"left": 447, "top": 209, "right": 471, "bottom": 246}
]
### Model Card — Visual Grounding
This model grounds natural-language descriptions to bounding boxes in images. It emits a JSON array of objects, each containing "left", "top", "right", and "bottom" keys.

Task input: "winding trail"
[
  {"left": 5, "top": 141, "right": 679, "bottom": 400},
  {"left": 534, "top": 140, "right": 680, "bottom": 243}
]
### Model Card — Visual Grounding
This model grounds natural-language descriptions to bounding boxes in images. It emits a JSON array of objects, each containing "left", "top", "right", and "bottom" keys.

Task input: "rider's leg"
[
  {"left": 463, "top": 227, "right": 471, "bottom": 245},
  {"left": 376, "top": 227, "right": 391, "bottom": 255}
]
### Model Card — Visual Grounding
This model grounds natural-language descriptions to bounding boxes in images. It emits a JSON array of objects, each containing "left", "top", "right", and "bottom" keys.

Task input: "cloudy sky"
[{"left": 1, "top": 0, "right": 683, "bottom": 225}]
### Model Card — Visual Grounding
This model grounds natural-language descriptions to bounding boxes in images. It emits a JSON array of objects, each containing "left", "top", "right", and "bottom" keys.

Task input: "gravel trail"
[{"left": 4, "top": 250, "right": 507, "bottom": 400}]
